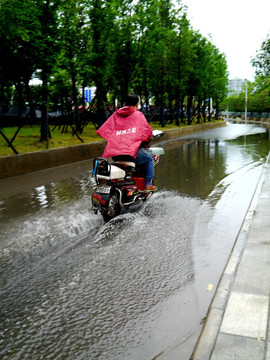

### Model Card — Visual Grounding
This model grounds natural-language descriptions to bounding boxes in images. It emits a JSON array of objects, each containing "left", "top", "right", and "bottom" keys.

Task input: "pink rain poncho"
[{"left": 96, "top": 106, "right": 153, "bottom": 159}]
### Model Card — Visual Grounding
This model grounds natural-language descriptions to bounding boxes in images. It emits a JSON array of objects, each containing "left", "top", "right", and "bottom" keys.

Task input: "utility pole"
[{"left": 245, "top": 80, "right": 248, "bottom": 123}]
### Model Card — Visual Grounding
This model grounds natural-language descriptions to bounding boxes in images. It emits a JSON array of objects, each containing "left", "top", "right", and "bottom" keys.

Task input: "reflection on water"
[
  {"left": 157, "top": 123, "right": 269, "bottom": 200},
  {"left": 1, "top": 123, "right": 270, "bottom": 359},
  {"left": 0, "top": 169, "right": 95, "bottom": 220}
]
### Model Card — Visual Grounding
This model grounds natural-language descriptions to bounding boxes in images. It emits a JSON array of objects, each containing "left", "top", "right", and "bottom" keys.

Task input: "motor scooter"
[{"left": 91, "top": 130, "right": 164, "bottom": 222}]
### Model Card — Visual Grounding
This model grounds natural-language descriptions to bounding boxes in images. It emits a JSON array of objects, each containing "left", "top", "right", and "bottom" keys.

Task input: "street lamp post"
[{"left": 245, "top": 80, "right": 248, "bottom": 123}]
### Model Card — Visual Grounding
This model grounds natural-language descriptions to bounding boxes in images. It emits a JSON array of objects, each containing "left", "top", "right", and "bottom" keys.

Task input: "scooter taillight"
[{"left": 111, "top": 178, "right": 125, "bottom": 184}]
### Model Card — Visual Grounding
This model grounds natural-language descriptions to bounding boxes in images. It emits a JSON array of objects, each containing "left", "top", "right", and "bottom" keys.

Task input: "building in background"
[{"left": 228, "top": 78, "right": 245, "bottom": 95}]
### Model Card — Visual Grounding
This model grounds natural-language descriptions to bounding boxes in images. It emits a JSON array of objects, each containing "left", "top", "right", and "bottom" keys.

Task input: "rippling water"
[
  {"left": 1, "top": 122, "right": 270, "bottom": 359},
  {"left": 1, "top": 191, "right": 201, "bottom": 359}
]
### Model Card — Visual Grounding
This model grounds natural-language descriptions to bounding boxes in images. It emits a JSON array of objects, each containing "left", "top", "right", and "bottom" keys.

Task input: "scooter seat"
[
  {"left": 115, "top": 160, "right": 136, "bottom": 168},
  {"left": 112, "top": 155, "right": 135, "bottom": 168}
]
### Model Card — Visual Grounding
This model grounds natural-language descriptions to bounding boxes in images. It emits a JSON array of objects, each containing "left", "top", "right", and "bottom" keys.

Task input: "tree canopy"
[{"left": 0, "top": 0, "right": 229, "bottom": 140}]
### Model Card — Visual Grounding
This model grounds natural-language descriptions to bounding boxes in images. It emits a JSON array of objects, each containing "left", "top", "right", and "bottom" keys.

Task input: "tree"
[
  {"left": 252, "top": 34, "right": 270, "bottom": 78},
  {"left": 88, "top": 0, "right": 118, "bottom": 126},
  {"left": 211, "top": 50, "right": 228, "bottom": 119},
  {"left": 0, "top": 0, "right": 38, "bottom": 113},
  {"left": 146, "top": 0, "right": 177, "bottom": 126},
  {"left": 184, "top": 31, "right": 205, "bottom": 124},
  {"left": 170, "top": 12, "right": 192, "bottom": 125},
  {"left": 57, "top": 0, "right": 89, "bottom": 132},
  {"left": 35, "top": 0, "right": 62, "bottom": 143}
]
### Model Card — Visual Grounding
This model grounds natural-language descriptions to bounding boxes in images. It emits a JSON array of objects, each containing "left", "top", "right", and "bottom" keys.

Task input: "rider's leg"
[{"left": 135, "top": 148, "right": 154, "bottom": 186}]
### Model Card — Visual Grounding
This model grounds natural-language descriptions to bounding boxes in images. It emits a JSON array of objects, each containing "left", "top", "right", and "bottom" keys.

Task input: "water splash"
[
  {"left": 0, "top": 195, "right": 102, "bottom": 288},
  {"left": 0, "top": 191, "right": 203, "bottom": 360}
]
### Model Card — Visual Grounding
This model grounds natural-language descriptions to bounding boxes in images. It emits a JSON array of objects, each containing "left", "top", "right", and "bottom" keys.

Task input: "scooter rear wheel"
[{"left": 102, "top": 194, "right": 121, "bottom": 222}]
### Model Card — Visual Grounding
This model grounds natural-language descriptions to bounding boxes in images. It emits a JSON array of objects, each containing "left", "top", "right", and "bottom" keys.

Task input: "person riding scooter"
[{"left": 96, "top": 93, "right": 157, "bottom": 191}]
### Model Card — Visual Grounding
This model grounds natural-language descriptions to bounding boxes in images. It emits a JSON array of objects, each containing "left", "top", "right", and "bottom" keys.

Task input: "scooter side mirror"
[{"left": 152, "top": 129, "right": 164, "bottom": 138}]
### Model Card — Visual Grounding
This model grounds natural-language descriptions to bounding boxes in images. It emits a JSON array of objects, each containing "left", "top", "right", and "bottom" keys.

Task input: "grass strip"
[{"left": 0, "top": 120, "right": 221, "bottom": 157}]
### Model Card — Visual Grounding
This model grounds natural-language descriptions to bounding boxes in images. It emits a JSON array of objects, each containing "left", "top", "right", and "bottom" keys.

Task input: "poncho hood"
[{"left": 115, "top": 106, "right": 136, "bottom": 117}]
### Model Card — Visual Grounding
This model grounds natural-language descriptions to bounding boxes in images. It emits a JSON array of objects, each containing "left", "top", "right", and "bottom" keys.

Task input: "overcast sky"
[{"left": 182, "top": 0, "right": 270, "bottom": 80}]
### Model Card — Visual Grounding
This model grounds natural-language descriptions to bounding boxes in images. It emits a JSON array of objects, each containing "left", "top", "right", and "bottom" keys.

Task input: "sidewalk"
[{"left": 191, "top": 153, "right": 270, "bottom": 360}]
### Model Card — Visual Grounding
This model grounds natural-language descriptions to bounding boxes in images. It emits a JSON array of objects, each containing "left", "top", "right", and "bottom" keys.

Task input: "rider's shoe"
[{"left": 144, "top": 185, "right": 158, "bottom": 192}]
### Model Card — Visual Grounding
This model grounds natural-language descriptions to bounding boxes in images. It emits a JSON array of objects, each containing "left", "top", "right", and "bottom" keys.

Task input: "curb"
[{"left": 0, "top": 140, "right": 106, "bottom": 179}]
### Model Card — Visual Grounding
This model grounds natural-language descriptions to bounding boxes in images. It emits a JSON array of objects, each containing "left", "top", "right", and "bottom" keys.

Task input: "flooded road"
[{"left": 1, "top": 122, "right": 270, "bottom": 359}]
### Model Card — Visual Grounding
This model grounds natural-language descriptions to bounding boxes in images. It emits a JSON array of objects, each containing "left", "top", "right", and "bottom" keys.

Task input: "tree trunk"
[
  {"left": 160, "top": 104, "right": 165, "bottom": 127},
  {"left": 72, "top": 74, "right": 80, "bottom": 132},
  {"left": 215, "top": 101, "right": 219, "bottom": 119},
  {"left": 180, "top": 97, "right": 185, "bottom": 123},
  {"left": 187, "top": 95, "right": 193, "bottom": 125},
  {"left": 25, "top": 80, "right": 36, "bottom": 123},
  {"left": 208, "top": 98, "right": 211, "bottom": 122},
  {"left": 197, "top": 97, "right": 201, "bottom": 124},
  {"left": 16, "top": 82, "right": 24, "bottom": 115},
  {"left": 40, "top": 71, "right": 51, "bottom": 146},
  {"left": 96, "top": 86, "right": 104, "bottom": 128},
  {"left": 175, "top": 98, "right": 180, "bottom": 126},
  {"left": 202, "top": 95, "right": 206, "bottom": 122}
]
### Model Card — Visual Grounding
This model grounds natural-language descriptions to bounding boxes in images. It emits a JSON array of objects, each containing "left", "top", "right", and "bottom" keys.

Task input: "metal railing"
[{"left": 221, "top": 111, "right": 270, "bottom": 119}]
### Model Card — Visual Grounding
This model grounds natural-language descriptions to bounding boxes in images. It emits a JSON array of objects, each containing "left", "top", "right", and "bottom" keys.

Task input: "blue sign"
[{"left": 84, "top": 89, "right": 91, "bottom": 102}]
